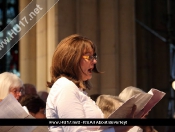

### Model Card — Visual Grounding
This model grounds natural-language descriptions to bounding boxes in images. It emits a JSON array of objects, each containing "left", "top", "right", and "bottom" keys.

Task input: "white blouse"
[{"left": 46, "top": 77, "right": 115, "bottom": 132}]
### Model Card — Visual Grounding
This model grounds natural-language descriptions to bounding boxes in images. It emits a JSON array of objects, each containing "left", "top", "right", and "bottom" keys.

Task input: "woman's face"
[
  {"left": 80, "top": 50, "right": 97, "bottom": 81},
  {"left": 10, "top": 87, "right": 24, "bottom": 100}
]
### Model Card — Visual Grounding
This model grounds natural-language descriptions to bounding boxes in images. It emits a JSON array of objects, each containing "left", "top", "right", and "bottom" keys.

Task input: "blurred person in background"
[
  {"left": 96, "top": 94, "right": 143, "bottom": 132},
  {"left": 23, "top": 83, "right": 37, "bottom": 95},
  {"left": 119, "top": 86, "right": 158, "bottom": 132},
  {"left": 0, "top": 72, "right": 24, "bottom": 101},
  {"left": 20, "top": 94, "right": 46, "bottom": 118},
  {"left": 38, "top": 91, "right": 48, "bottom": 102}
]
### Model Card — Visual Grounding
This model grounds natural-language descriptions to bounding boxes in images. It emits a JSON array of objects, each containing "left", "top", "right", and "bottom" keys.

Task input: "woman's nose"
[
  {"left": 93, "top": 59, "right": 97, "bottom": 64},
  {"left": 18, "top": 92, "right": 22, "bottom": 96}
]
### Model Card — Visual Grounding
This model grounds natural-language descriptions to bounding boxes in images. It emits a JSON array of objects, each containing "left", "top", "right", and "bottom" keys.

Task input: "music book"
[
  {"left": 99, "top": 88, "right": 166, "bottom": 130},
  {"left": 0, "top": 93, "right": 48, "bottom": 132}
]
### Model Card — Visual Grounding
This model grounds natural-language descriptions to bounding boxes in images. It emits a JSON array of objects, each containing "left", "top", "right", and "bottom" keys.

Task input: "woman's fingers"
[
  {"left": 126, "top": 104, "right": 137, "bottom": 118},
  {"left": 131, "top": 104, "right": 137, "bottom": 117},
  {"left": 135, "top": 108, "right": 146, "bottom": 118}
]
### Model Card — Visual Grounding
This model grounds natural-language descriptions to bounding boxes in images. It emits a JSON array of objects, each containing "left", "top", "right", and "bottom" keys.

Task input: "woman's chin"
[{"left": 83, "top": 76, "right": 92, "bottom": 81}]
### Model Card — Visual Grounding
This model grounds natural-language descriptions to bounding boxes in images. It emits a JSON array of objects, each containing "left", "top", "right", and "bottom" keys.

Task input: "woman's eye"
[{"left": 13, "top": 90, "right": 17, "bottom": 93}]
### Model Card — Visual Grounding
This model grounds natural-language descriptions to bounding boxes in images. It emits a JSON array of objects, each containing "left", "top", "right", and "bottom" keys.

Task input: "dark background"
[
  {"left": 0, "top": 0, "right": 175, "bottom": 131},
  {"left": 136, "top": 0, "right": 175, "bottom": 131}
]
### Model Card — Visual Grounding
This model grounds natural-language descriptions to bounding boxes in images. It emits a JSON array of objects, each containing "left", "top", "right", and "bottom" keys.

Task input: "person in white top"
[
  {"left": 46, "top": 34, "right": 136, "bottom": 132},
  {"left": 119, "top": 86, "right": 158, "bottom": 132},
  {"left": 96, "top": 95, "right": 143, "bottom": 132}
]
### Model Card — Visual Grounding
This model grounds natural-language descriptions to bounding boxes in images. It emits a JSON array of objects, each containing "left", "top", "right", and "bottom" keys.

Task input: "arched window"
[{"left": 0, "top": 0, "right": 20, "bottom": 77}]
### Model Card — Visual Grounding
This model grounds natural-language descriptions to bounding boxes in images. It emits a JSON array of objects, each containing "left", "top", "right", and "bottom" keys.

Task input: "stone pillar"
[
  {"left": 77, "top": 0, "right": 100, "bottom": 94},
  {"left": 97, "top": 0, "right": 136, "bottom": 95},
  {"left": 19, "top": 0, "right": 36, "bottom": 86},
  {"left": 117, "top": 0, "right": 136, "bottom": 92},
  {"left": 46, "top": 1, "right": 59, "bottom": 92},
  {"left": 20, "top": 0, "right": 136, "bottom": 95},
  {"left": 19, "top": 0, "right": 58, "bottom": 92},
  {"left": 98, "top": 0, "right": 119, "bottom": 94},
  {"left": 36, "top": 0, "right": 47, "bottom": 92}
]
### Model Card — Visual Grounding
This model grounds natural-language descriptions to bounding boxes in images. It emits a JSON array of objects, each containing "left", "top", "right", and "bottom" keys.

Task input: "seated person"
[
  {"left": 90, "top": 93, "right": 101, "bottom": 102},
  {"left": 96, "top": 94, "right": 124, "bottom": 118},
  {"left": 119, "top": 86, "right": 158, "bottom": 132},
  {"left": 0, "top": 72, "right": 24, "bottom": 101},
  {"left": 96, "top": 94, "right": 143, "bottom": 132},
  {"left": 37, "top": 91, "right": 48, "bottom": 102},
  {"left": 19, "top": 94, "right": 46, "bottom": 118},
  {"left": 119, "top": 86, "right": 145, "bottom": 102},
  {"left": 23, "top": 83, "right": 37, "bottom": 95}
]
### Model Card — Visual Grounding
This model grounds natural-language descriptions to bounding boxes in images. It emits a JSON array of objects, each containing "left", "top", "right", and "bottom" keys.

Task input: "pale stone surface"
[{"left": 19, "top": 0, "right": 136, "bottom": 95}]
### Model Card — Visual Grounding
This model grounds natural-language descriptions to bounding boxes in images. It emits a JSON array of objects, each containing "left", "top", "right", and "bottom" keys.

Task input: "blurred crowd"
[
  {"left": 0, "top": 72, "right": 48, "bottom": 119},
  {"left": 0, "top": 71, "right": 158, "bottom": 132}
]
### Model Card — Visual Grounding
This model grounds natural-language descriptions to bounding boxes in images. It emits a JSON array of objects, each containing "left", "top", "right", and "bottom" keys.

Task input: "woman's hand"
[
  {"left": 128, "top": 104, "right": 146, "bottom": 118},
  {"left": 135, "top": 108, "right": 146, "bottom": 118},
  {"left": 114, "top": 126, "right": 134, "bottom": 132},
  {"left": 126, "top": 104, "right": 137, "bottom": 118},
  {"left": 113, "top": 105, "right": 137, "bottom": 132}
]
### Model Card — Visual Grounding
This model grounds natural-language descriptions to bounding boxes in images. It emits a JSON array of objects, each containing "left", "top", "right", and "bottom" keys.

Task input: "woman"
[
  {"left": 96, "top": 95, "right": 143, "bottom": 132},
  {"left": 0, "top": 72, "right": 24, "bottom": 101},
  {"left": 119, "top": 86, "right": 158, "bottom": 132},
  {"left": 96, "top": 95, "right": 124, "bottom": 118},
  {"left": 20, "top": 94, "right": 46, "bottom": 119},
  {"left": 119, "top": 86, "right": 145, "bottom": 102},
  {"left": 46, "top": 34, "right": 135, "bottom": 132}
]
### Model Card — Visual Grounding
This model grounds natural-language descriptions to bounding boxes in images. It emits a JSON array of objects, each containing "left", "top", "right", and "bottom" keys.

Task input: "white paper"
[
  {"left": 0, "top": 94, "right": 48, "bottom": 132},
  {"left": 140, "top": 88, "right": 166, "bottom": 117},
  {"left": 128, "top": 126, "right": 143, "bottom": 132},
  {"left": 107, "top": 91, "right": 154, "bottom": 119},
  {"left": 33, "top": 126, "right": 48, "bottom": 132},
  {"left": 8, "top": 126, "right": 37, "bottom": 132},
  {"left": 99, "top": 88, "right": 166, "bottom": 130},
  {"left": 0, "top": 94, "right": 29, "bottom": 118},
  {"left": 134, "top": 93, "right": 153, "bottom": 115},
  {"left": 107, "top": 96, "right": 136, "bottom": 118}
]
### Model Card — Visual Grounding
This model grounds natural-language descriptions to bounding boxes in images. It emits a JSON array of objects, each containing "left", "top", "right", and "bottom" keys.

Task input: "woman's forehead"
[{"left": 10, "top": 86, "right": 23, "bottom": 90}]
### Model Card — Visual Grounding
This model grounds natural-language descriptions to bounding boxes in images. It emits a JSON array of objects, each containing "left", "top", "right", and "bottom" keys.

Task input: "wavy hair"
[
  {"left": 47, "top": 34, "right": 100, "bottom": 90},
  {"left": 0, "top": 72, "right": 23, "bottom": 99},
  {"left": 96, "top": 95, "right": 124, "bottom": 118},
  {"left": 119, "top": 86, "right": 145, "bottom": 102}
]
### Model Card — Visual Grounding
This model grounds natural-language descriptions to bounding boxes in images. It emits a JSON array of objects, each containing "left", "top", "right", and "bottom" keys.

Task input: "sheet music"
[
  {"left": 107, "top": 96, "right": 136, "bottom": 118},
  {"left": 99, "top": 88, "right": 166, "bottom": 130},
  {"left": 0, "top": 94, "right": 48, "bottom": 132},
  {"left": 107, "top": 91, "right": 154, "bottom": 119},
  {"left": 0, "top": 94, "right": 29, "bottom": 118},
  {"left": 141, "top": 88, "right": 166, "bottom": 117}
]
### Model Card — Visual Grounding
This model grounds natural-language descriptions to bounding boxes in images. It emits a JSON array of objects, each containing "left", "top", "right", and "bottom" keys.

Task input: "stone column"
[
  {"left": 19, "top": 0, "right": 58, "bottom": 92},
  {"left": 46, "top": 1, "right": 59, "bottom": 92},
  {"left": 19, "top": 0, "right": 36, "bottom": 86},
  {"left": 20, "top": 0, "right": 136, "bottom": 95},
  {"left": 117, "top": 0, "right": 136, "bottom": 92},
  {"left": 36, "top": 0, "right": 47, "bottom": 92},
  {"left": 98, "top": 0, "right": 136, "bottom": 95}
]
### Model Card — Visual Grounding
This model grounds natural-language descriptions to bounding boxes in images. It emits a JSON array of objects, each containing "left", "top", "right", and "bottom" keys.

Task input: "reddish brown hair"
[{"left": 47, "top": 34, "right": 100, "bottom": 90}]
